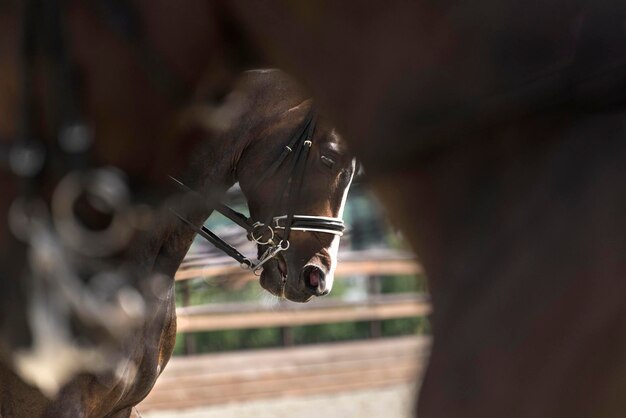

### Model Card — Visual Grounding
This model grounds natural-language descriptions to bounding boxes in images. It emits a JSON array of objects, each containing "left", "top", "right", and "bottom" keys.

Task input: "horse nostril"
[{"left": 302, "top": 265, "right": 327, "bottom": 296}]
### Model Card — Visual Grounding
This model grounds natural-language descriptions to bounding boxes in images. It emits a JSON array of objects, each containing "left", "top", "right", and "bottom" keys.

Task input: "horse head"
[{"left": 236, "top": 100, "right": 357, "bottom": 302}]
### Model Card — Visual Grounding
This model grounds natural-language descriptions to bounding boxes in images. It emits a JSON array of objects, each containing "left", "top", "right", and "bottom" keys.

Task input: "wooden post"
[
  {"left": 180, "top": 281, "right": 197, "bottom": 355},
  {"left": 368, "top": 275, "right": 382, "bottom": 338},
  {"left": 281, "top": 327, "right": 294, "bottom": 347}
]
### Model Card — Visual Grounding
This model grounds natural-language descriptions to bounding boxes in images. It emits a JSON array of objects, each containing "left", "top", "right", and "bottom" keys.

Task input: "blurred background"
[{"left": 139, "top": 179, "right": 431, "bottom": 417}]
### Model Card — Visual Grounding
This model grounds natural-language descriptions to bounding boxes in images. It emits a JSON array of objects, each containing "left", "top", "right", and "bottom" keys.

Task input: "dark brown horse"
[
  {"left": 0, "top": 65, "right": 356, "bottom": 415},
  {"left": 0, "top": 1, "right": 355, "bottom": 415}
]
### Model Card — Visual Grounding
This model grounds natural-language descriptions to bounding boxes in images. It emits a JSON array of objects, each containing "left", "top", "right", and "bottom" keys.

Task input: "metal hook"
[
  {"left": 249, "top": 222, "right": 275, "bottom": 245},
  {"left": 249, "top": 240, "right": 290, "bottom": 274}
]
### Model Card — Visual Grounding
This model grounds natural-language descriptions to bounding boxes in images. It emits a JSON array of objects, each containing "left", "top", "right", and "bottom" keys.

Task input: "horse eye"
[{"left": 321, "top": 155, "right": 335, "bottom": 169}]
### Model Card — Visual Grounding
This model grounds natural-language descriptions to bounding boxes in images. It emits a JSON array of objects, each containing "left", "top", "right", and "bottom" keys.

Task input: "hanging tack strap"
[
  {"left": 169, "top": 209, "right": 252, "bottom": 268},
  {"left": 168, "top": 176, "right": 255, "bottom": 232},
  {"left": 255, "top": 110, "right": 314, "bottom": 187},
  {"left": 262, "top": 110, "right": 316, "bottom": 236}
]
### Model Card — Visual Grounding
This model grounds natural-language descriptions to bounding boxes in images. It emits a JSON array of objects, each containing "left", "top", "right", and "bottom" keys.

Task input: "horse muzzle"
[{"left": 259, "top": 251, "right": 333, "bottom": 302}]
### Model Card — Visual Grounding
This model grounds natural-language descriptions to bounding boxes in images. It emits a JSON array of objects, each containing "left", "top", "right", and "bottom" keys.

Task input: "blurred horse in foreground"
[
  {"left": 231, "top": 1, "right": 626, "bottom": 417},
  {"left": 0, "top": 1, "right": 237, "bottom": 414}
]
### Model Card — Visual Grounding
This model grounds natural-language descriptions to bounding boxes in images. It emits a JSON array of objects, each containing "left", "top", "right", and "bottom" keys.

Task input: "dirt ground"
[{"left": 141, "top": 383, "right": 417, "bottom": 418}]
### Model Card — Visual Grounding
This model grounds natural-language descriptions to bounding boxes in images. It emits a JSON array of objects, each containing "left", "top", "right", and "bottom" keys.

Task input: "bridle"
[{"left": 170, "top": 109, "right": 346, "bottom": 274}]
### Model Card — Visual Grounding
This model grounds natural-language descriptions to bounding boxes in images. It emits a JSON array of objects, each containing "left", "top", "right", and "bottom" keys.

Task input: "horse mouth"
[{"left": 258, "top": 248, "right": 288, "bottom": 298}]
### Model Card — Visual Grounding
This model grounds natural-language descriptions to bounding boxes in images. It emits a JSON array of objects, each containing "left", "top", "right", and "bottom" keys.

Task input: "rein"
[{"left": 170, "top": 110, "right": 346, "bottom": 274}]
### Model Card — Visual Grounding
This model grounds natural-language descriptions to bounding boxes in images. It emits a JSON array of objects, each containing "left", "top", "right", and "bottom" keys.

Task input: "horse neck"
[{"left": 145, "top": 129, "right": 245, "bottom": 279}]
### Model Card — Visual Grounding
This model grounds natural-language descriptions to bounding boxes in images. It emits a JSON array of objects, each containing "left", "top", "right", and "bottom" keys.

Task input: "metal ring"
[
  {"left": 51, "top": 168, "right": 133, "bottom": 258},
  {"left": 303, "top": 140, "right": 312, "bottom": 147},
  {"left": 279, "top": 240, "right": 290, "bottom": 250},
  {"left": 250, "top": 222, "right": 274, "bottom": 245}
]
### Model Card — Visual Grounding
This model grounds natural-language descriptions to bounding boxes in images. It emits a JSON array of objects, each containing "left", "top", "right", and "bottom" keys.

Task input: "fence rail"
[{"left": 177, "top": 293, "right": 430, "bottom": 333}]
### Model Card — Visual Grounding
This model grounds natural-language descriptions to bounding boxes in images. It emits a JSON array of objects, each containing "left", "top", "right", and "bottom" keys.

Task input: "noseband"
[{"left": 171, "top": 110, "right": 346, "bottom": 274}]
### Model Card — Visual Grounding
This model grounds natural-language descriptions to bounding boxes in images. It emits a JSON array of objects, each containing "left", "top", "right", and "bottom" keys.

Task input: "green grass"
[{"left": 380, "top": 273, "right": 428, "bottom": 294}]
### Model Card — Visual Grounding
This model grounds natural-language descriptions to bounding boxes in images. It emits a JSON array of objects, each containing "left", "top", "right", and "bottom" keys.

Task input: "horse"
[
  {"left": 0, "top": 1, "right": 356, "bottom": 415},
  {"left": 0, "top": 65, "right": 356, "bottom": 416}
]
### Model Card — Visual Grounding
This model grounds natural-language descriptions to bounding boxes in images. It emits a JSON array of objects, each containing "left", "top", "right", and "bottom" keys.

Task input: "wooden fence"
[
  {"left": 175, "top": 249, "right": 429, "bottom": 347},
  {"left": 177, "top": 293, "right": 430, "bottom": 333},
  {"left": 139, "top": 248, "right": 431, "bottom": 411}
]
